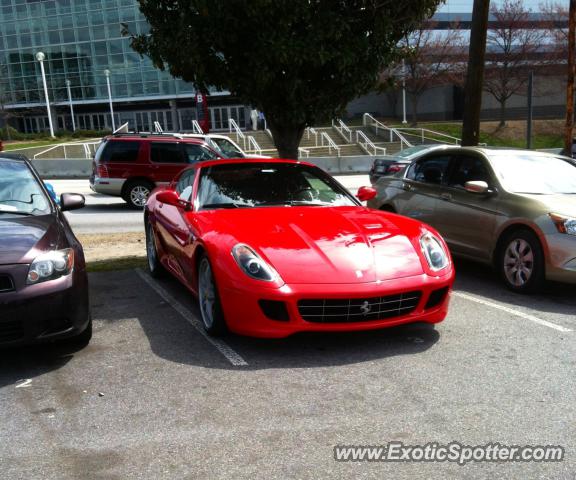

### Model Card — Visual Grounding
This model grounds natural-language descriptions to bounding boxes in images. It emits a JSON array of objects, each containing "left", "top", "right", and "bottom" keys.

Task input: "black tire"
[
  {"left": 124, "top": 180, "right": 155, "bottom": 209},
  {"left": 145, "top": 219, "right": 165, "bottom": 278},
  {"left": 65, "top": 316, "right": 92, "bottom": 348},
  {"left": 197, "top": 255, "right": 228, "bottom": 336},
  {"left": 497, "top": 229, "right": 545, "bottom": 293}
]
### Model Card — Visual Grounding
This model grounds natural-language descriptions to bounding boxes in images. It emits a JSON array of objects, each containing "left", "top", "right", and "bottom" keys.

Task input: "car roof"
[
  {"left": 192, "top": 157, "right": 315, "bottom": 170},
  {"left": 105, "top": 133, "right": 206, "bottom": 145},
  {"left": 0, "top": 152, "right": 30, "bottom": 162}
]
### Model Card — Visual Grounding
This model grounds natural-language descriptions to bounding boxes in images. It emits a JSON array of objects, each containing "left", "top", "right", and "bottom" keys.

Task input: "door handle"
[
  {"left": 402, "top": 182, "right": 412, "bottom": 191},
  {"left": 440, "top": 193, "right": 452, "bottom": 201}
]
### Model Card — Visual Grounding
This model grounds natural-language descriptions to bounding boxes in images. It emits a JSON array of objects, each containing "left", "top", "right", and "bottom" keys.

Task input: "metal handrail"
[
  {"left": 319, "top": 132, "right": 341, "bottom": 156},
  {"left": 32, "top": 141, "right": 101, "bottom": 160},
  {"left": 228, "top": 118, "right": 246, "bottom": 149},
  {"left": 191, "top": 120, "right": 204, "bottom": 135},
  {"left": 332, "top": 119, "right": 353, "bottom": 143},
  {"left": 153, "top": 121, "right": 163, "bottom": 133},
  {"left": 298, "top": 147, "right": 310, "bottom": 158},
  {"left": 245, "top": 136, "right": 262, "bottom": 155},
  {"left": 363, "top": 113, "right": 412, "bottom": 150},
  {"left": 393, "top": 127, "right": 461, "bottom": 145},
  {"left": 306, "top": 127, "right": 319, "bottom": 146},
  {"left": 355, "top": 131, "right": 387, "bottom": 156}
]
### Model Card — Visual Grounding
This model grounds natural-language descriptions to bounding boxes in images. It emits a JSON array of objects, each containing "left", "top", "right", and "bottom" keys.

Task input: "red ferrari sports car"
[{"left": 144, "top": 158, "right": 454, "bottom": 338}]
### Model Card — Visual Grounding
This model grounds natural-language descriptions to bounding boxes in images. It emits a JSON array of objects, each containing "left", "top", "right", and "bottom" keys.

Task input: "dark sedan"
[{"left": 0, "top": 155, "right": 91, "bottom": 347}]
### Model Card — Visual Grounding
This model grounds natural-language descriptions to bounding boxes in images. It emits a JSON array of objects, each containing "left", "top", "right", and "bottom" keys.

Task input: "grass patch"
[{"left": 87, "top": 256, "right": 147, "bottom": 273}]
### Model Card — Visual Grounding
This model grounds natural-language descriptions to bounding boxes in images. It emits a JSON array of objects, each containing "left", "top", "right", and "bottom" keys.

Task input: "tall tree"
[
  {"left": 401, "top": 21, "right": 464, "bottom": 125},
  {"left": 484, "top": 0, "right": 547, "bottom": 128},
  {"left": 127, "top": 0, "right": 443, "bottom": 159}
]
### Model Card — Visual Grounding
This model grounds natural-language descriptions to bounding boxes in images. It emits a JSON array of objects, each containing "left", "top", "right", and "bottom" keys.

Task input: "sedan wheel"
[
  {"left": 198, "top": 256, "right": 227, "bottom": 336},
  {"left": 499, "top": 229, "right": 544, "bottom": 293},
  {"left": 146, "top": 221, "right": 165, "bottom": 278}
]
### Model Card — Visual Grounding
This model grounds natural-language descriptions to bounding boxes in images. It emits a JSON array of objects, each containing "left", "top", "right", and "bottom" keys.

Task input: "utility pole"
[
  {"left": 527, "top": 71, "right": 533, "bottom": 149},
  {"left": 461, "top": 0, "right": 490, "bottom": 146},
  {"left": 565, "top": 0, "right": 576, "bottom": 155}
]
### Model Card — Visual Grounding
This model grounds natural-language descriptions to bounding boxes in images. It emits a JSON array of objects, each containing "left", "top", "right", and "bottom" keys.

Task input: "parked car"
[
  {"left": 144, "top": 158, "right": 454, "bottom": 338},
  {"left": 90, "top": 133, "right": 225, "bottom": 208},
  {"left": 368, "top": 147, "right": 576, "bottom": 292},
  {"left": 0, "top": 154, "right": 91, "bottom": 348},
  {"left": 369, "top": 144, "right": 451, "bottom": 184},
  {"left": 181, "top": 133, "right": 270, "bottom": 159}
]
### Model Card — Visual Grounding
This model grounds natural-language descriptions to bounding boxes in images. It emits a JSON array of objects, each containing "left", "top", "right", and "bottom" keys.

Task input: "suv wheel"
[{"left": 124, "top": 180, "right": 154, "bottom": 209}]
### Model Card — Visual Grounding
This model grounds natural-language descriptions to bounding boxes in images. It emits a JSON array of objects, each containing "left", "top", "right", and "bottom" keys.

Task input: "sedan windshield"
[
  {"left": 0, "top": 159, "right": 51, "bottom": 215},
  {"left": 490, "top": 153, "right": 576, "bottom": 194},
  {"left": 197, "top": 163, "right": 357, "bottom": 209}
]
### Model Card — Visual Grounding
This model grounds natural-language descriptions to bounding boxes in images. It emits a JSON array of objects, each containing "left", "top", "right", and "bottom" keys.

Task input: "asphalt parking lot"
[{"left": 1, "top": 260, "right": 575, "bottom": 479}]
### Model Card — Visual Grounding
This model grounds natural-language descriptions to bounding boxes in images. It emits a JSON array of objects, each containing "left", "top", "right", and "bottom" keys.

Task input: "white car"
[{"left": 181, "top": 134, "right": 271, "bottom": 159}]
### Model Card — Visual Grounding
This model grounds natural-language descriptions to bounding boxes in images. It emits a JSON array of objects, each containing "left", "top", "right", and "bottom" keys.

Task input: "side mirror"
[
  {"left": 356, "top": 186, "right": 377, "bottom": 202},
  {"left": 60, "top": 193, "right": 85, "bottom": 211},
  {"left": 156, "top": 189, "right": 182, "bottom": 207},
  {"left": 464, "top": 181, "right": 491, "bottom": 194}
]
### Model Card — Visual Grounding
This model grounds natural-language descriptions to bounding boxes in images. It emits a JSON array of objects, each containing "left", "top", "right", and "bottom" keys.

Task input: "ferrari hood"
[{"left": 203, "top": 206, "right": 426, "bottom": 284}]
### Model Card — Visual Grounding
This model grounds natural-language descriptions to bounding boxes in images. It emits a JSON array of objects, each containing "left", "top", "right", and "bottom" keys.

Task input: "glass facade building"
[{"left": 0, "top": 0, "right": 248, "bottom": 132}]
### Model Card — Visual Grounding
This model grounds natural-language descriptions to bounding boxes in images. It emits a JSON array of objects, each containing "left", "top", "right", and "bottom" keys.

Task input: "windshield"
[
  {"left": 490, "top": 153, "right": 576, "bottom": 194},
  {"left": 196, "top": 163, "right": 357, "bottom": 210},
  {"left": 210, "top": 138, "right": 245, "bottom": 158},
  {"left": 0, "top": 159, "right": 51, "bottom": 215}
]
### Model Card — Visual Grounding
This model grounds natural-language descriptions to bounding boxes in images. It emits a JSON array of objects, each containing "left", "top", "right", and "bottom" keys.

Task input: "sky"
[{"left": 437, "top": 0, "right": 548, "bottom": 13}]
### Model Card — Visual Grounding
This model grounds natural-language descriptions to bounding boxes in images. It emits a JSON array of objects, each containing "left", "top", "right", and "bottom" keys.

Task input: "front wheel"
[
  {"left": 498, "top": 229, "right": 544, "bottom": 293},
  {"left": 197, "top": 255, "right": 227, "bottom": 336}
]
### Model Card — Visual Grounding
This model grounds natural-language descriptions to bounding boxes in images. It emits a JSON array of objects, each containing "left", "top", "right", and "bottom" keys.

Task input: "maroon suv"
[{"left": 90, "top": 133, "right": 224, "bottom": 208}]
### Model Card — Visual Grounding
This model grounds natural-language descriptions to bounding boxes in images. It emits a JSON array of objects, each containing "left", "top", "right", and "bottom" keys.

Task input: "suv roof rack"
[{"left": 111, "top": 132, "right": 184, "bottom": 139}]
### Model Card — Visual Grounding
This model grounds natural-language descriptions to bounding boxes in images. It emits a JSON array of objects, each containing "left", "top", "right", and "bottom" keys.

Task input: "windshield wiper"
[{"left": 0, "top": 209, "right": 33, "bottom": 216}]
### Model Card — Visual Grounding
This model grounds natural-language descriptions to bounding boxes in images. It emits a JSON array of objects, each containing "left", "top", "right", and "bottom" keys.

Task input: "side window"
[
  {"left": 150, "top": 142, "right": 185, "bottom": 164},
  {"left": 408, "top": 155, "right": 451, "bottom": 185},
  {"left": 447, "top": 156, "right": 491, "bottom": 189},
  {"left": 175, "top": 169, "right": 196, "bottom": 201},
  {"left": 99, "top": 141, "right": 140, "bottom": 163},
  {"left": 184, "top": 144, "right": 220, "bottom": 163}
]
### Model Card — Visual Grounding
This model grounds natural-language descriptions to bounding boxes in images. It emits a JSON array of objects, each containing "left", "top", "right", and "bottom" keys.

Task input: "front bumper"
[
  {"left": 0, "top": 265, "right": 90, "bottom": 348},
  {"left": 544, "top": 232, "right": 576, "bottom": 284},
  {"left": 219, "top": 273, "right": 453, "bottom": 338}
]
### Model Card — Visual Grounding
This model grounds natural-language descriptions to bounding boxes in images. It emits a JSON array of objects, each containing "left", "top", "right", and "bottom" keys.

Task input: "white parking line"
[
  {"left": 453, "top": 291, "right": 572, "bottom": 333},
  {"left": 135, "top": 269, "right": 248, "bottom": 366}
]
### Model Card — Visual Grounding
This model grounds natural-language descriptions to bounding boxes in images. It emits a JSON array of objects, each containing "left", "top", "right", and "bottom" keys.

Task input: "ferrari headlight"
[
  {"left": 549, "top": 213, "right": 576, "bottom": 236},
  {"left": 420, "top": 232, "right": 449, "bottom": 271},
  {"left": 27, "top": 248, "right": 74, "bottom": 285},
  {"left": 232, "top": 244, "right": 278, "bottom": 281}
]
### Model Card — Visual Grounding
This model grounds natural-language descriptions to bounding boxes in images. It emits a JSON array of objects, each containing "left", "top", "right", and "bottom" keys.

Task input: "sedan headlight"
[
  {"left": 420, "top": 232, "right": 449, "bottom": 271},
  {"left": 27, "top": 249, "right": 74, "bottom": 285},
  {"left": 232, "top": 244, "right": 278, "bottom": 282},
  {"left": 549, "top": 213, "right": 576, "bottom": 236}
]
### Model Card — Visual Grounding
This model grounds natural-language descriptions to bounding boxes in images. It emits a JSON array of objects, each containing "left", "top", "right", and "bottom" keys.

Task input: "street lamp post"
[
  {"left": 104, "top": 69, "right": 116, "bottom": 132},
  {"left": 65, "top": 79, "right": 76, "bottom": 132},
  {"left": 36, "top": 52, "right": 55, "bottom": 138},
  {"left": 401, "top": 58, "right": 408, "bottom": 124}
]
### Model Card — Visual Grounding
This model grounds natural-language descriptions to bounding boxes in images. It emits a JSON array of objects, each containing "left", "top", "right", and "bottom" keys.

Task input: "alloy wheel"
[{"left": 503, "top": 238, "right": 534, "bottom": 287}]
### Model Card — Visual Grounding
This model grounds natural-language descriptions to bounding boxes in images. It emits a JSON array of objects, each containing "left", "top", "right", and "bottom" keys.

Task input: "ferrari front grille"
[{"left": 298, "top": 291, "right": 422, "bottom": 323}]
